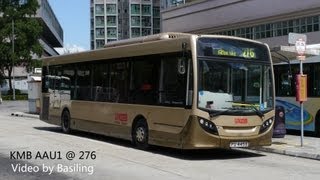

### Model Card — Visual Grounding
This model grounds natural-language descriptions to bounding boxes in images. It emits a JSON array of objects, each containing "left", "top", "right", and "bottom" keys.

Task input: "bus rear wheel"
[
  {"left": 61, "top": 110, "right": 71, "bottom": 134},
  {"left": 132, "top": 120, "right": 149, "bottom": 149}
]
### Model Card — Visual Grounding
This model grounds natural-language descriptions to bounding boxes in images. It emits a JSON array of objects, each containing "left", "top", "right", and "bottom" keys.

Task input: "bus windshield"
[
  {"left": 198, "top": 60, "right": 273, "bottom": 114},
  {"left": 197, "top": 37, "right": 274, "bottom": 116}
]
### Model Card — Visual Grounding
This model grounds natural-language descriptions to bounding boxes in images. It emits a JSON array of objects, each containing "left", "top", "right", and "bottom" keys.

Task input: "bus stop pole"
[{"left": 300, "top": 60, "right": 304, "bottom": 147}]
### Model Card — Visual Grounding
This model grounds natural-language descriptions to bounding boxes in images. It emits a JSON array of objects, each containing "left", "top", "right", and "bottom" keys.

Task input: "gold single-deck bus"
[{"left": 40, "top": 33, "right": 275, "bottom": 149}]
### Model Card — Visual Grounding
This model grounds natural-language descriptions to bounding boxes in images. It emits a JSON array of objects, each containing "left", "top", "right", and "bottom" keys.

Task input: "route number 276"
[{"left": 242, "top": 48, "right": 256, "bottom": 58}]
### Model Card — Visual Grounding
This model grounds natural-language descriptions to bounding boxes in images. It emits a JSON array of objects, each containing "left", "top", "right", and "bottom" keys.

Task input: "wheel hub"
[{"left": 136, "top": 127, "right": 145, "bottom": 142}]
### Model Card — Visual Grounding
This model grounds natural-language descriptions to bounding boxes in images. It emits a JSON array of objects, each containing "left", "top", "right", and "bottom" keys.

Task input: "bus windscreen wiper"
[
  {"left": 227, "top": 101, "right": 264, "bottom": 118},
  {"left": 208, "top": 109, "right": 232, "bottom": 117},
  {"left": 249, "top": 104, "right": 264, "bottom": 118}
]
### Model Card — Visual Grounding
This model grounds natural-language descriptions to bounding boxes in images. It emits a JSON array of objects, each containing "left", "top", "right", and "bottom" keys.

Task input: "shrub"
[
  {"left": 2, "top": 95, "right": 28, "bottom": 100},
  {"left": 7, "top": 89, "right": 22, "bottom": 95}
]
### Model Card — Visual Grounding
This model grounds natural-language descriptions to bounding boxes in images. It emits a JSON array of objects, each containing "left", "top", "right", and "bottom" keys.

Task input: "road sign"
[
  {"left": 297, "top": 56, "right": 306, "bottom": 61},
  {"left": 289, "top": 33, "right": 307, "bottom": 44},
  {"left": 295, "top": 39, "right": 306, "bottom": 56}
]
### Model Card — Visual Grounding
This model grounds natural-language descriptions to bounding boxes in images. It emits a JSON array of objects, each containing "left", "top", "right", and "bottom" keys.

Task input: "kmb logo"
[{"left": 234, "top": 117, "right": 248, "bottom": 124}]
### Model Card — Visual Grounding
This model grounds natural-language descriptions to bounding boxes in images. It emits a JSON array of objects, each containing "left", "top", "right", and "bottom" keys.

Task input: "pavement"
[
  {"left": 2, "top": 101, "right": 320, "bottom": 161},
  {"left": 252, "top": 134, "right": 320, "bottom": 160}
]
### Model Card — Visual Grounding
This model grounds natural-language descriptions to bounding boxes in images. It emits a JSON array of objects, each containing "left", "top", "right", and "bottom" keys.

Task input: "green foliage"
[
  {"left": 7, "top": 88, "right": 21, "bottom": 95},
  {"left": 27, "top": 59, "right": 42, "bottom": 72},
  {"left": 0, "top": 0, "right": 43, "bottom": 90},
  {"left": 2, "top": 94, "right": 28, "bottom": 100}
]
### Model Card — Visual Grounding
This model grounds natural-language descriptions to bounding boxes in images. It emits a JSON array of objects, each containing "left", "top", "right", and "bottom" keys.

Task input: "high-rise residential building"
[{"left": 90, "top": 0, "right": 160, "bottom": 50}]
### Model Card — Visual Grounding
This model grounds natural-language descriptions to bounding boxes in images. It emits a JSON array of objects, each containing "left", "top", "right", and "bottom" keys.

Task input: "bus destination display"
[{"left": 214, "top": 48, "right": 257, "bottom": 59}]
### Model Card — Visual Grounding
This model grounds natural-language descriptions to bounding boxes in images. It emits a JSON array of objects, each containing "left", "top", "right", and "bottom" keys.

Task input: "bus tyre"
[
  {"left": 61, "top": 110, "right": 71, "bottom": 134},
  {"left": 132, "top": 120, "right": 149, "bottom": 149}
]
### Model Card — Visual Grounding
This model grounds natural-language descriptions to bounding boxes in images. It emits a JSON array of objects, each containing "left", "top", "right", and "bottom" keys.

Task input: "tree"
[{"left": 0, "top": 0, "right": 43, "bottom": 92}]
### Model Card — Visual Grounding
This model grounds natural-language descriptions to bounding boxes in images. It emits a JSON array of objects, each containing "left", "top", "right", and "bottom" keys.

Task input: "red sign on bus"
[
  {"left": 234, "top": 117, "right": 248, "bottom": 124},
  {"left": 115, "top": 113, "right": 128, "bottom": 124}
]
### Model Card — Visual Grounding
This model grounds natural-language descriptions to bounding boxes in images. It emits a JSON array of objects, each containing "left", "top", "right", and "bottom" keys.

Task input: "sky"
[{"left": 48, "top": 0, "right": 90, "bottom": 53}]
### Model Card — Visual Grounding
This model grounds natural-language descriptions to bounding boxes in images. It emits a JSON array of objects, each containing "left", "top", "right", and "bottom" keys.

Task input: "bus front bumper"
[{"left": 181, "top": 117, "right": 273, "bottom": 149}]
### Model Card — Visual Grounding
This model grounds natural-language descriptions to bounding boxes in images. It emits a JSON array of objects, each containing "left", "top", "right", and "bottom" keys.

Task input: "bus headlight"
[
  {"left": 198, "top": 118, "right": 219, "bottom": 135},
  {"left": 259, "top": 118, "right": 274, "bottom": 134}
]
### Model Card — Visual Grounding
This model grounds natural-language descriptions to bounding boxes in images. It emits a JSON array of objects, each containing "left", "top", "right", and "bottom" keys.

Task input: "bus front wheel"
[
  {"left": 61, "top": 110, "right": 71, "bottom": 134},
  {"left": 132, "top": 120, "right": 149, "bottom": 149}
]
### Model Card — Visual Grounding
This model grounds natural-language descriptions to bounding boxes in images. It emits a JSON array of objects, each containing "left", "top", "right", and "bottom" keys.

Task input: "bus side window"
[
  {"left": 130, "top": 58, "right": 159, "bottom": 105},
  {"left": 160, "top": 57, "right": 187, "bottom": 106},
  {"left": 280, "top": 73, "right": 292, "bottom": 96}
]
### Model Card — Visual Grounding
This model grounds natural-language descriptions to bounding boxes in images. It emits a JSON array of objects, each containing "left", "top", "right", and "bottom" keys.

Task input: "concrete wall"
[
  {"left": 162, "top": 0, "right": 320, "bottom": 33},
  {"left": 161, "top": 0, "right": 320, "bottom": 48}
]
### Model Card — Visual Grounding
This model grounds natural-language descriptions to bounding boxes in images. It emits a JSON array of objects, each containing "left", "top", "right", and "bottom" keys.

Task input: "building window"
[
  {"left": 265, "top": 24, "right": 273, "bottom": 38},
  {"left": 142, "top": 5, "right": 151, "bottom": 16},
  {"left": 91, "top": 30, "right": 94, "bottom": 41},
  {"left": 131, "top": 28, "right": 140, "bottom": 38},
  {"left": 91, "top": 19, "right": 94, "bottom": 29},
  {"left": 107, "top": 28, "right": 117, "bottom": 38},
  {"left": 142, "top": 28, "right": 151, "bottom": 36},
  {"left": 274, "top": 22, "right": 282, "bottom": 37},
  {"left": 282, "top": 21, "right": 288, "bottom": 36},
  {"left": 131, "top": 4, "right": 140, "bottom": 15},
  {"left": 216, "top": 15, "right": 320, "bottom": 40},
  {"left": 91, "top": 41, "right": 95, "bottom": 50},
  {"left": 96, "top": 39, "right": 105, "bottom": 49},
  {"left": 107, "top": 16, "right": 117, "bottom": 26},
  {"left": 106, "top": 4, "right": 117, "bottom": 14},
  {"left": 153, "top": 7, "right": 160, "bottom": 18},
  {"left": 131, "top": 16, "right": 140, "bottom": 26},
  {"left": 142, "top": 16, "right": 151, "bottom": 27},
  {"left": 90, "top": 7, "right": 94, "bottom": 17},
  {"left": 96, "top": 28, "right": 105, "bottom": 38},
  {"left": 313, "top": 16, "right": 319, "bottom": 31},
  {"left": 95, "top": 16, "right": 104, "bottom": 26},
  {"left": 153, "top": 18, "right": 160, "bottom": 29},
  {"left": 95, "top": 4, "right": 104, "bottom": 15}
]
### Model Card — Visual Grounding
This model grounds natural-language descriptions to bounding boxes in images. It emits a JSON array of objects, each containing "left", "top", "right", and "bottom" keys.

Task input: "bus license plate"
[{"left": 230, "top": 141, "right": 249, "bottom": 148}]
